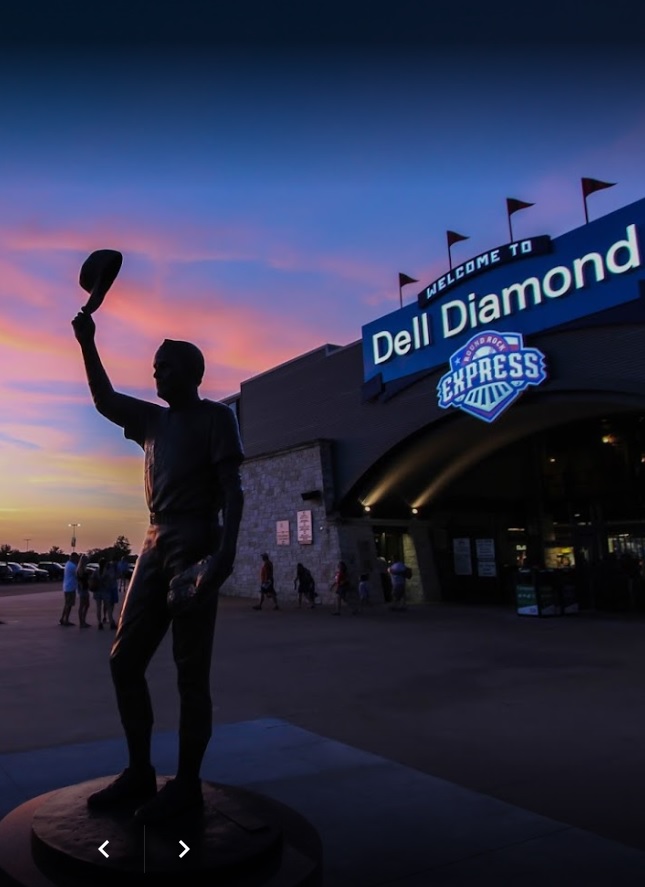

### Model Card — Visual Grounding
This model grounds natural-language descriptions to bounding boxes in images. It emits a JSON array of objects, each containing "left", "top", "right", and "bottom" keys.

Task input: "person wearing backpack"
[
  {"left": 294, "top": 562, "right": 316, "bottom": 608},
  {"left": 331, "top": 560, "right": 356, "bottom": 615},
  {"left": 388, "top": 560, "right": 412, "bottom": 611}
]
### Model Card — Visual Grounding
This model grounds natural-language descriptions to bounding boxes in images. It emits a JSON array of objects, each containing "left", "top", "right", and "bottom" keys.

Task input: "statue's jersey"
[{"left": 117, "top": 397, "right": 243, "bottom": 517}]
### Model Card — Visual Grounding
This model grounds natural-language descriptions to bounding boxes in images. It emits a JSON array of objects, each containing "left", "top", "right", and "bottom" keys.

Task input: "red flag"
[
  {"left": 398, "top": 273, "right": 418, "bottom": 288},
  {"left": 506, "top": 198, "right": 534, "bottom": 216},
  {"left": 446, "top": 230, "right": 468, "bottom": 248},
  {"left": 581, "top": 177, "right": 615, "bottom": 198}
]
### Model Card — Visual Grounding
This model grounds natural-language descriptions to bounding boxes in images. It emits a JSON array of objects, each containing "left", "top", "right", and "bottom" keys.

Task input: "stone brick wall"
[{"left": 222, "top": 441, "right": 342, "bottom": 605}]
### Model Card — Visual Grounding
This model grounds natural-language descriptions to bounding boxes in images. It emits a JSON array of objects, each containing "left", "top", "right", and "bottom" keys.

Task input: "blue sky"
[{"left": 1, "top": 6, "right": 644, "bottom": 552}]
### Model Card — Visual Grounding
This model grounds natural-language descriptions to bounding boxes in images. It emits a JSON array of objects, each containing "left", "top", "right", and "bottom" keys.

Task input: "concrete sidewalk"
[{"left": 2, "top": 589, "right": 645, "bottom": 883}]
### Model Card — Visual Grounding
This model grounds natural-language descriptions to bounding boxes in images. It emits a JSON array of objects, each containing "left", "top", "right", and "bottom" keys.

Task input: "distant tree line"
[{"left": 0, "top": 535, "right": 133, "bottom": 564}]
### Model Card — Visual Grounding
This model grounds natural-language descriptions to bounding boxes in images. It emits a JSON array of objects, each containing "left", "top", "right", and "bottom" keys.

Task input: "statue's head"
[{"left": 154, "top": 339, "right": 205, "bottom": 403}]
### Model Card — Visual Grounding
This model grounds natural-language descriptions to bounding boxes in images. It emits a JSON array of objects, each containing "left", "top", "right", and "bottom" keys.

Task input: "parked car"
[
  {"left": 39, "top": 562, "right": 65, "bottom": 580},
  {"left": 0, "top": 563, "right": 14, "bottom": 583},
  {"left": 6, "top": 562, "right": 36, "bottom": 582},
  {"left": 22, "top": 563, "right": 50, "bottom": 582}
]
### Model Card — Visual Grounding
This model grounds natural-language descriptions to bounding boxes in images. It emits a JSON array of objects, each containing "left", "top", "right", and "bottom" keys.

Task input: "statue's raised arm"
[
  {"left": 72, "top": 308, "right": 143, "bottom": 426},
  {"left": 72, "top": 248, "right": 138, "bottom": 426}
]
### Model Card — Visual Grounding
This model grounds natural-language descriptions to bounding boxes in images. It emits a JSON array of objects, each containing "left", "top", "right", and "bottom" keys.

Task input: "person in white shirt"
[{"left": 59, "top": 553, "right": 79, "bottom": 626}]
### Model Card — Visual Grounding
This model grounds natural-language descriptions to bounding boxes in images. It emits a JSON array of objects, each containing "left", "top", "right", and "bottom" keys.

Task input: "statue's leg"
[
  {"left": 109, "top": 537, "right": 171, "bottom": 771},
  {"left": 172, "top": 593, "right": 219, "bottom": 783},
  {"left": 132, "top": 521, "right": 221, "bottom": 822}
]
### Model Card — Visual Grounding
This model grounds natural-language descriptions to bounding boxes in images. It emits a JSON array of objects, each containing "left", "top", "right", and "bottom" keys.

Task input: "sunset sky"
[{"left": 2, "top": 4, "right": 645, "bottom": 553}]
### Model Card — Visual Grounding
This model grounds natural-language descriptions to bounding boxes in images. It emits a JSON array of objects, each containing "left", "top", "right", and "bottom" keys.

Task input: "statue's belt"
[{"left": 149, "top": 510, "right": 217, "bottom": 525}]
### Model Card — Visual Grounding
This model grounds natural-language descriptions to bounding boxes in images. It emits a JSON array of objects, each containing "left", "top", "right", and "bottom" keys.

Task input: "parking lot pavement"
[
  {"left": 0, "top": 579, "right": 60, "bottom": 598},
  {"left": 2, "top": 588, "right": 645, "bottom": 875}
]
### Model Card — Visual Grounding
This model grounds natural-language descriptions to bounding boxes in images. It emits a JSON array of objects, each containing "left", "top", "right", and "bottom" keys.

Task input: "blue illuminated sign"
[
  {"left": 419, "top": 236, "right": 553, "bottom": 307},
  {"left": 362, "top": 197, "right": 645, "bottom": 386}
]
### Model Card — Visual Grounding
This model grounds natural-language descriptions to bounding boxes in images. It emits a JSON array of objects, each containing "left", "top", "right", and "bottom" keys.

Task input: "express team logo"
[{"left": 437, "top": 331, "right": 547, "bottom": 423}]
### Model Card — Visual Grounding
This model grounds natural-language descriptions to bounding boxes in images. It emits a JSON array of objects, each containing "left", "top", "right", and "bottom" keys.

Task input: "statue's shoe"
[
  {"left": 87, "top": 766, "right": 157, "bottom": 810},
  {"left": 134, "top": 778, "right": 203, "bottom": 824}
]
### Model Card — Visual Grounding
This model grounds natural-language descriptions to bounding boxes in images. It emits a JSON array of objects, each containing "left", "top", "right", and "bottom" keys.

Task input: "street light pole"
[
  {"left": 24, "top": 537, "right": 31, "bottom": 551},
  {"left": 69, "top": 523, "right": 81, "bottom": 551}
]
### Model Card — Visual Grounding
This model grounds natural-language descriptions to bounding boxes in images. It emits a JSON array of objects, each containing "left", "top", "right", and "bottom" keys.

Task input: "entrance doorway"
[
  {"left": 373, "top": 526, "right": 424, "bottom": 604},
  {"left": 431, "top": 411, "right": 645, "bottom": 610}
]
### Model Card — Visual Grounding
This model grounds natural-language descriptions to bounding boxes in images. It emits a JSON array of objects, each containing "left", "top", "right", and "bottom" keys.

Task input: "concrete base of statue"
[{"left": 0, "top": 777, "right": 322, "bottom": 886}]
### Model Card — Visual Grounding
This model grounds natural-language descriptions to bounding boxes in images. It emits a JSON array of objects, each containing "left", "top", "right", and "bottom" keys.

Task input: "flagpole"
[
  {"left": 397, "top": 274, "right": 418, "bottom": 308},
  {"left": 581, "top": 178, "right": 615, "bottom": 224},
  {"left": 506, "top": 198, "right": 534, "bottom": 242},
  {"left": 446, "top": 232, "right": 468, "bottom": 272}
]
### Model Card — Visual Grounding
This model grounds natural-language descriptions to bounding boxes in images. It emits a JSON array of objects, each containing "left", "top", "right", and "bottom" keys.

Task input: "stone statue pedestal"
[{"left": 0, "top": 777, "right": 322, "bottom": 886}]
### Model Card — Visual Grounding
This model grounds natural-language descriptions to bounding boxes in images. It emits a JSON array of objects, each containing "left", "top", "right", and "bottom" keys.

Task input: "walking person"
[
  {"left": 102, "top": 559, "right": 119, "bottom": 629},
  {"left": 357, "top": 572, "right": 372, "bottom": 612},
  {"left": 116, "top": 556, "right": 130, "bottom": 596},
  {"left": 294, "top": 562, "right": 316, "bottom": 608},
  {"left": 90, "top": 560, "right": 107, "bottom": 630},
  {"left": 93, "top": 558, "right": 119, "bottom": 630},
  {"left": 59, "top": 552, "right": 79, "bottom": 626},
  {"left": 388, "top": 560, "right": 412, "bottom": 611},
  {"left": 77, "top": 553, "right": 91, "bottom": 628},
  {"left": 330, "top": 560, "right": 355, "bottom": 614},
  {"left": 253, "top": 552, "right": 279, "bottom": 610}
]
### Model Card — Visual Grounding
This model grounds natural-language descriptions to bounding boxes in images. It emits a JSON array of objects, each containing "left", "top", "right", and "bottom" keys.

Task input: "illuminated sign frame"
[{"left": 362, "top": 198, "right": 645, "bottom": 389}]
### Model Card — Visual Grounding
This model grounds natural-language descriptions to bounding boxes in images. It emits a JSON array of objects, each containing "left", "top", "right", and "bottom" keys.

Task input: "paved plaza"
[{"left": 2, "top": 587, "right": 645, "bottom": 884}]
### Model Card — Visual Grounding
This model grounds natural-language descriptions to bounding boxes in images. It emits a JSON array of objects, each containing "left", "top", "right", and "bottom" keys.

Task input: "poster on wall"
[
  {"left": 476, "top": 538, "right": 495, "bottom": 559},
  {"left": 297, "top": 510, "right": 313, "bottom": 544},
  {"left": 276, "top": 520, "right": 290, "bottom": 546},
  {"left": 476, "top": 538, "right": 497, "bottom": 577},
  {"left": 477, "top": 561, "right": 497, "bottom": 577},
  {"left": 453, "top": 538, "right": 472, "bottom": 576}
]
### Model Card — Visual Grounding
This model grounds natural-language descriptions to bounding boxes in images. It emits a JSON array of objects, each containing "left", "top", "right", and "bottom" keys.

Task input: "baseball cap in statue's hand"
[
  {"left": 79, "top": 249, "right": 123, "bottom": 314},
  {"left": 167, "top": 556, "right": 216, "bottom": 616}
]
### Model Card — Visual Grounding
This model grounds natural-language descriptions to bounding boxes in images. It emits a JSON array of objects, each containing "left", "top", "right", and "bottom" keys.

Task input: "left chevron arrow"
[{"left": 99, "top": 840, "right": 110, "bottom": 858}]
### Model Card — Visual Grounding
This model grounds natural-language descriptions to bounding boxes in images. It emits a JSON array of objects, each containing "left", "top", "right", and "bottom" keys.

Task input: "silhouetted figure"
[
  {"left": 388, "top": 560, "right": 412, "bottom": 611},
  {"left": 76, "top": 554, "right": 91, "bottom": 628},
  {"left": 294, "top": 562, "right": 316, "bottom": 608},
  {"left": 358, "top": 572, "right": 371, "bottom": 611},
  {"left": 72, "top": 310, "right": 244, "bottom": 823},
  {"left": 253, "top": 552, "right": 279, "bottom": 610},
  {"left": 96, "top": 557, "right": 119, "bottom": 630},
  {"left": 331, "top": 560, "right": 354, "bottom": 614},
  {"left": 60, "top": 552, "right": 79, "bottom": 626}
]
